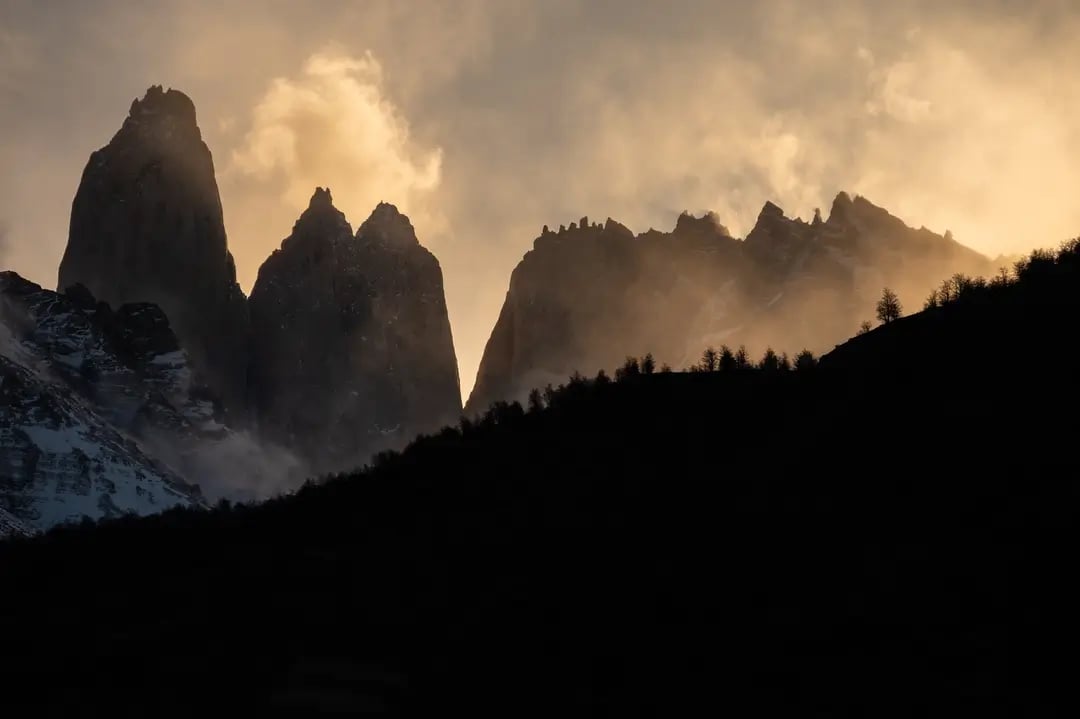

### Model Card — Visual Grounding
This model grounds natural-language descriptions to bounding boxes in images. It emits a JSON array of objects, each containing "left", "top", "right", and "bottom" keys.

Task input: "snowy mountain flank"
[
  {"left": 0, "top": 273, "right": 206, "bottom": 531},
  {"left": 0, "top": 270, "right": 317, "bottom": 532}
]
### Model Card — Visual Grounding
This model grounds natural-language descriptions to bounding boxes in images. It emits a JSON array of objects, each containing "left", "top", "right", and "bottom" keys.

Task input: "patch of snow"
[
  {"left": 53, "top": 350, "right": 86, "bottom": 369},
  {"left": 150, "top": 350, "right": 186, "bottom": 366},
  {"left": 0, "top": 507, "right": 33, "bottom": 538},
  {"left": 21, "top": 423, "right": 103, "bottom": 457}
]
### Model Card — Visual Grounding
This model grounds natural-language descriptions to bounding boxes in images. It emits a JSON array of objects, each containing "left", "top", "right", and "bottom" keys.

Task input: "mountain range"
[
  {"left": 1, "top": 85, "right": 1012, "bottom": 531},
  {"left": 467, "top": 193, "right": 998, "bottom": 413}
]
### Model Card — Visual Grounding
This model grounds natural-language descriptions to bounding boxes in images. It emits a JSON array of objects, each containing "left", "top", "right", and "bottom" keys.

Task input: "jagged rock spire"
[
  {"left": 57, "top": 85, "right": 250, "bottom": 420},
  {"left": 250, "top": 199, "right": 460, "bottom": 475},
  {"left": 308, "top": 186, "right": 334, "bottom": 210},
  {"left": 357, "top": 201, "right": 419, "bottom": 247},
  {"left": 126, "top": 85, "right": 197, "bottom": 126}
]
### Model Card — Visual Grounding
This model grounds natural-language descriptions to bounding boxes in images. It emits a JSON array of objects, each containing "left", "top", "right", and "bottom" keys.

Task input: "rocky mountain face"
[
  {"left": 250, "top": 189, "right": 461, "bottom": 475},
  {"left": 466, "top": 194, "right": 997, "bottom": 414},
  {"left": 0, "top": 272, "right": 206, "bottom": 530},
  {"left": 57, "top": 85, "right": 250, "bottom": 419},
  {"left": 0, "top": 271, "right": 309, "bottom": 532},
  {"left": 0, "top": 506, "right": 31, "bottom": 538}
]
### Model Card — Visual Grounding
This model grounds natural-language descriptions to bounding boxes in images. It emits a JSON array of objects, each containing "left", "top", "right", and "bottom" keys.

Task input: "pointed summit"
[
  {"left": 603, "top": 217, "right": 634, "bottom": 239},
  {"left": 127, "top": 85, "right": 197, "bottom": 125},
  {"left": 308, "top": 186, "right": 334, "bottom": 210},
  {"left": 279, "top": 187, "right": 352, "bottom": 253},
  {"left": 674, "top": 210, "right": 731, "bottom": 238},
  {"left": 114, "top": 86, "right": 203, "bottom": 151},
  {"left": 818, "top": 190, "right": 908, "bottom": 230},
  {"left": 744, "top": 200, "right": 792, "bottom": 242},
  {"left": 758, "top": 200, "right": 786, "bottom": 220},
  {"left": 357, "top": 201, "right": 419, "bottom": 247},
  {"left": 58, "top": 86, "right": 250, "bottom": 418},
  {"left": 827, "top": 191, "right": 854, "bottom": 223}
]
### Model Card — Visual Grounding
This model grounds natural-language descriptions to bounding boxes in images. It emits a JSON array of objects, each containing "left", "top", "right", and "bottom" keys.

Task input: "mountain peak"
[
  {"left": 127, "top": 85, "right": 197, "bottom": 127},
  {"left": 759, "top": 200, "right": 786, "bottom": 220},
  {"left": 603, "top": 217, "right": 634, "bottom": 239},
  {"left": 827, "top": 191, "right": 855, "bottom": 223},
  {"left": 59, "top": 83, "right": 249, "bottom": 416},
  {"left": 357, "top": 202, "right": 419, "bottom": 247},
  {"left": 283, "top": 187, "right": 352, "bottom": 248},
  {"left": 674, "top": 210, "right": 731, "bottom": 238},
  {"left": 308, "top": 186, "right": 335, "bottom": 211}
]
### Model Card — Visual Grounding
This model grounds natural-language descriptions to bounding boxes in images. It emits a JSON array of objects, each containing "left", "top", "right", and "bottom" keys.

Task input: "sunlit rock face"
[
  {"left": 250, "top": 189, "right": 461, "bottom": 475},
  {"left": 466, "top": 195, "right": 996, "bottom": 415},
  {"left": 58, "top": 85, "right": 250, "bottom": 420}
]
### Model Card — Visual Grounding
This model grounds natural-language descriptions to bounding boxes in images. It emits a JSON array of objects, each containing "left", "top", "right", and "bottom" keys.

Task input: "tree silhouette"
[
  {"left": 990, "top": 266, "right": 1011, "bottom": 289},
  {"left": 641, "top": 353, "right": 656, "bottom": 375},
  {"left": 858, "top": 320, "right": 872, "bottom": 336},
  {"left": 699, "top": 347, "right": 719, "bottom": 372},
  {"left": 876, "top": 287, "right": 902, "bottom": 325},
  {"left": 719, "top": 345, "right": 737, "bottom": 372},
  {"left": 615, "top": 357, "right": 641, "bottom": 381},
  {"left": 528, "top": 388, "right": 544, "bottom": 413},
  {"left": 734, "top": 345, "right": 751, "bottom": 370},
  {"left": 794, "top": 349, "right": 816, "bottom": 371},
  {"left": 759, "top": 348, "right": 780, "bottom": 372},
  {"left": 923, "top": 288, "right": 940, "bottom": 310}
]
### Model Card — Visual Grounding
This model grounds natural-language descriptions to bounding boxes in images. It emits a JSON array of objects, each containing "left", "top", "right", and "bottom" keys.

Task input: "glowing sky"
[{"left": 3, "top": 0, "right": 1079, "bottom": 396}]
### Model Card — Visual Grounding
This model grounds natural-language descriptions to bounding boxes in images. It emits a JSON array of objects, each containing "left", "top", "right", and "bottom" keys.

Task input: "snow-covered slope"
[
  {"left": 0, "top": 505, "right": 32, "bottom": 538},
  {"left": 0, "top": 272, "right": 306, "bottom": 533},
  {"left": 0, "top": 354, "right": 200, "bottom": 531},
  {"left": 0, "top": 272, "right": 219, "bottom": 532}
]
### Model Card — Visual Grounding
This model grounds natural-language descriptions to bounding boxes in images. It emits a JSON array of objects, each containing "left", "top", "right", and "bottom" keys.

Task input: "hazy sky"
[{"left": 3, "top": 0, "right": 1079, "bottom": 396}]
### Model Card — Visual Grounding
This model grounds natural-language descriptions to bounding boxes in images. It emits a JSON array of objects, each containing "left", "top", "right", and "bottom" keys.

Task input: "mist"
[
  {"left": 3, "top": 0, "right": 1080, "bottom": 397},
  {"left": 143, "top": 426, "right": 310, "bottom": 504}
]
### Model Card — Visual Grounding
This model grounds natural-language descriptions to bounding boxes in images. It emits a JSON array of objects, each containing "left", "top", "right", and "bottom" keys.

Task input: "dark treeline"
[{"left": 2, "top": 241, "right": 1079, "bottom": 715}]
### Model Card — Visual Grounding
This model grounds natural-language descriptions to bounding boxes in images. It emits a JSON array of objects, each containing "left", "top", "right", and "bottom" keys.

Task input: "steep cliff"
[
  {"left": 466, "top": 194, "right": 998, "bottom": 414},
  {"left": 250, "top": 189, "right": 460, "bottom": 474},
  {"left": 57, "top": 85, "right": 250, "bottom": 418}
]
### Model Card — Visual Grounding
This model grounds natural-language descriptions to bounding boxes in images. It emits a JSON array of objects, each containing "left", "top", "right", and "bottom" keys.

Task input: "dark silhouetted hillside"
[{"left": 1, "top": 242, "right": 1077, "bottom": 716}]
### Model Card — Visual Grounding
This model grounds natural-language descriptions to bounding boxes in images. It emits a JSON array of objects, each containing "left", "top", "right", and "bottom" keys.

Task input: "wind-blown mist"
[
  {"left": 2, "top": 0, "right": 1079, "bottom": 396},
  {"left": 143, "top": 427, "right": 308, "bottom": 503}
]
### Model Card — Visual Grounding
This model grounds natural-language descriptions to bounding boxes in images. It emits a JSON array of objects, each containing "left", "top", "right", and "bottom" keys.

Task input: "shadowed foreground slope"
[{"left": 2, "top": 244, "right": 1078, "bottom": 715}]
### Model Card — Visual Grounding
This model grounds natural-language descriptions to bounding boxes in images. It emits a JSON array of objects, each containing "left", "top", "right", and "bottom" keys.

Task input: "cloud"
[
  {"left": 0, "top": 26, "right": 35, "bottom": 95},
  {"left": 227, "top": 50, "right": 443, "bottom": 242},
  {"left": 147, "top": 428, "right": 309, "bottom": 503}
]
